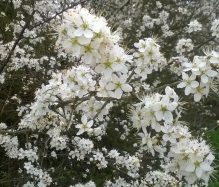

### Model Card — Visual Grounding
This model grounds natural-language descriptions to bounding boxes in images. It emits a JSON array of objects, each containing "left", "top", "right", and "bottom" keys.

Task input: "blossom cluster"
[
  {"left": 178, "top": 51, "right": 219, "bottom": 102},
  {"left": 211, "top": 19, "right": 219, "bottom": 38},
  {"left": 105, "top": 171, "right": 179, "bottom": 187},
  {"left": 133, "top": 38, "right": 166, "bottom": 80},
  {"left": 187, "top": 20, "right": 202, "bottom": 33},
  {"left": 131, "top": 87, "right": 214, "bottom": 185},
  {"left": 131, "top": 87, "right": 179, "bottom": 133},
  {"left": 23, "top": 162, "right": 52, "bottom": 187},
  {"left": 176, "top": 39, "right": 194, "bottom": 54},
  {"left": 56, "top": 7, "right": 133, "bottom": 99},
  {"left": 167, "top": 139, "right": 214, "bottom": 185}
]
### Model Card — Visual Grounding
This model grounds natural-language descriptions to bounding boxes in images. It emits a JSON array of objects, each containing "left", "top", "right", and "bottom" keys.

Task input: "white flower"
[
  {"left": 61, "top": 36, "right": 84, "bottom": 57},
  {"left": 106, "top": 75, "right": 132, "bottom": 99},
  {"left": 165, "top": 86, "right": 179, "bottom": 102},
  {"left": 195, "top": 161, "right": 212, "bottom": 178},
  {"left": 192, "top": 83, "right": 209, "bottom": 102},
  {"left": 153, "top": 96, "right": 177, "bottom": 123},
  {"left": 69, "top": 8, "right": 94, "bottom": 38},
  {"left": 161, "top": 124, "right": 176, "bottom": 144},
  {"left": 95, "top": 45, "right": 128, "bottom": 77},
  {"left": 138, "top": 132, "right": 158, "bottom": 156},
  {"left": 177, "top": 72, "right": 199, "bottom": 95},
  {"left": 76, "top": 115, "right": 93, "bottom": 135}
]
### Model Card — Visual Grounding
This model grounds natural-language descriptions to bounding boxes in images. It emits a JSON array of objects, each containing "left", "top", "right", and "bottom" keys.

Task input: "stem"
[
  {"left": 93, "top": 100, "right": 110, "bottom": 120},
  {"left": 0, "top": 10, "right": 35, "bottom": 73}
]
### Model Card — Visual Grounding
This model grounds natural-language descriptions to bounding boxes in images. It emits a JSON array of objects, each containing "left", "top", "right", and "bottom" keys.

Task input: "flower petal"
[
  {"left": 201, "top": 74, "right": 208, "bottom": 83},
  {"left": 121, "top": 84, "right": 132, "bottom": 92},
  {"left": 177, "top": 82, "right": 186, "bottom": 88}
]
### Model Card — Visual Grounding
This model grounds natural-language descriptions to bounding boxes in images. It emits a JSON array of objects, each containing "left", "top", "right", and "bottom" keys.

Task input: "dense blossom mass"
[{"left": 0, "top": 0, "right": 219, "bottom": 187}]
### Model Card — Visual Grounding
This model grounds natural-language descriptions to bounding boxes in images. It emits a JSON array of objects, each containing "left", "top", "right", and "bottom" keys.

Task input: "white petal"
[
  {"left": 206, "top": 153, "right": 215, "bottom": 162},
  {"left": 210, "top": 57, "right": 219, "bottom": 64},
  {"left": 201, "top": 162, "right": 212, "bottom": 171},
  {"left": 112, "top": 75, "right": 119, "bottom": 83},
  {"left": 201, "top": 74, "right": 208, "bottom": 83},
  {"left": 153, "top": 103, "right": 161, "bottom": 111},
  {"left": 164, "top": 111, "right": 173, "bottom": 123},
  {"left": 77, "top": 129, "right": 84, "bottom": 135},
  {"left": 74, "top": 15, "right": 83, "bottom": 26},
  {"left": 87, "top": 120, "right": 93, "bottom": 128},
  {"left": 95, "top": 64, "right": 103, "bottom": 73},
  {"left": 103, "top": 70, "right": 113, "bottom": 79},
  {"left": 195, "top": 168, "right": 203, "bottom": 178},
  {"left": 165, "top": 86, "right": 172, "bottom": 95},
  {"left": 81, "top": 115, "right": 87, "bottom": 124},
  {"left": 177, "top": 82, "right": 186, "bottom": 88},
  {"left": 191, "top": 81, "right": 199, "bottom": 88},
  {"left": 182, "top": 72, "right": 189, "bottom": 79},
  {"left": 72, "top": 45, "right": 81, "bottom": 57},
  {"left": 155, "top": 111, "right": 163, "bottom": 121},
  {"left": 106, "top": 82, "right": 116, "bottom": 90},
  {"left": 83, "top": 53, "right": 93, "bottom": 64},
  {"left": 114, "top": 89, "right": 123, "bottom": 99},
  {"left": 185, "top": 174, "right": 197, "bottom": 184},
  {"left": 121, "top": 84, "right": 132, "bottom": 92},
  {"left": 190, "top": 73, "right": 196, "bottom": 80},
  {"left": 75, "top": 124, "right": 82, "bottom": 129},
  {"left": 194, "top": 93, "right": 202, "bottom": 102},
  {"left": 185, "top": 86, "right": 192, "bottom": 95},
  {"left": 185, "top": 163, "right": 195, "bottom": 172},
  {"left": 152, "top": 123, "right": 161, "bottom": 132},
  {"left": 78, "top": 36, "right": 91, "bottom": 45},
  {"left": 167, "top": 102, "right": 177, "bottom": 111},
  {"left": 84, "top": 30, "right": 94, "bottom": 38},
  {"left": 206, "top": 69, "right": 218, "bottom": 77},
  {"left": 74, "top": 28, "right": 83, "bottom": 36}
]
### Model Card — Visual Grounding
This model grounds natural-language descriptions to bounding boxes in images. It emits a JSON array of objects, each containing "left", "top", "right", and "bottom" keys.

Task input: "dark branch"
[
  {"left": 30, "top": 0, "right": 87, "bottom": 30},
  {"left": 0, "top": 10, "right": 35, "bottom": 74}
]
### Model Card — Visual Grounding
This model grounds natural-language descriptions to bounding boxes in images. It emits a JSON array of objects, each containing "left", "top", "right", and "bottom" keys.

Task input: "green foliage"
[{"left": 207, "top": 128, "right": 219, "bottom": 186}]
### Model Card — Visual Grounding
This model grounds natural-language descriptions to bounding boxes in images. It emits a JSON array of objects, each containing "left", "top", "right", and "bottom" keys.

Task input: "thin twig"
[
  {"left": 30, "top": 0, "right": 87, "bottom": 30},
  {"left": 187, "top": 36, "right": 216, "bottom": 55},
  {"left": 0, "top": 10, "right": 35, "bottom": 73},
  {"left": 0, "top": 129, "right": 32, "bottom": 135},
  {"left": 93, "top": 100, "right": 110, "bottom": 120}
]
